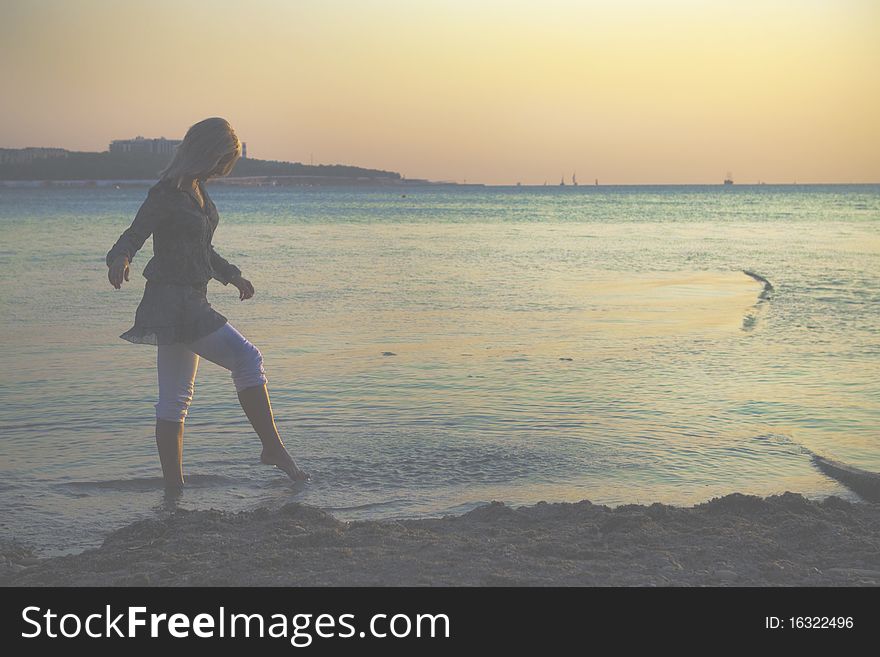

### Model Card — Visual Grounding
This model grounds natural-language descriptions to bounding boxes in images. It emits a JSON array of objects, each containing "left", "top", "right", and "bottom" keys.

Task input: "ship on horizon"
[{"left": 724, "top": 171, "right": 734, "bottom": 185}]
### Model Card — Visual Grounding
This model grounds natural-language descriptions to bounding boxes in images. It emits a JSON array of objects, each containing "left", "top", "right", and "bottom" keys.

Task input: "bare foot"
[{"left": 260, "top": 447, "right": 310, "bottom": 482}]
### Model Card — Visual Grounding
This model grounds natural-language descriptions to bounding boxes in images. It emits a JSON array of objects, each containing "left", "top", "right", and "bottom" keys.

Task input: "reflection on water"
[{"left": 0, "top": 184, "right": 878, "bottom": 554}]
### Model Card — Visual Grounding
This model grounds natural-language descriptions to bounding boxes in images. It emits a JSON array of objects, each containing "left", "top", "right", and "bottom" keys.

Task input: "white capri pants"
[{"left": 156, "top": 323, "right": 268, "bottom": 422}]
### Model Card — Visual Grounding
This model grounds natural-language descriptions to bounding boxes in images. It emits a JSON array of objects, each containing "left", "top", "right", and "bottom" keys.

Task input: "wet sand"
[{"left": 3, "top": 492, "right": 879, "bottom": 586}]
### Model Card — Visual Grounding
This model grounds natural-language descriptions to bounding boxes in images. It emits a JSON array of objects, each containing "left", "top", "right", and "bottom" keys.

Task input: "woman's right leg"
[
  {"left": 186, "top": 323, "right": 308, "bottom": 482},
  {"left": 155, "top": 342, "right": 200, "bottom": 490}
]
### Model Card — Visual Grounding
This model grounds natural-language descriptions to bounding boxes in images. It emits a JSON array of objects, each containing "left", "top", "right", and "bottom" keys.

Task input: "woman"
[{"left": 106, "top": 117, "right": 308, "bottom": 490}]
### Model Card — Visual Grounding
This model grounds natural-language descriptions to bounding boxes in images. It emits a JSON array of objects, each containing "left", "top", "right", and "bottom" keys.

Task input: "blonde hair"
[{"left": 159, "top": 117, "right": 241, "bottom": 188}]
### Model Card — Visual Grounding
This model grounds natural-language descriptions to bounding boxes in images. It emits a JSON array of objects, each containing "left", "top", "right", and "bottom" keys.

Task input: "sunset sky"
[{"left": 1, "top": 0, "right": 878, "bottom": 184}]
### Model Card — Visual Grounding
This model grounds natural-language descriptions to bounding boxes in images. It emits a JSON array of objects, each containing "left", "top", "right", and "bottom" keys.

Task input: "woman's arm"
[
  {"left": 209, "top": 245, "right": 243, "bottom": 286},
  {"left": 105, "top": 188, "right": 165, "bottom": 267},
  {"left": 211, "top": 246, "right": 253, "bottom": 300}
]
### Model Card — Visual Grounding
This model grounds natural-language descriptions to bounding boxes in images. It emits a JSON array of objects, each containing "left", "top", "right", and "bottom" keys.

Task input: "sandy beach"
[{"left": 3, "top": 492, "right": 878, "bottom": 587}]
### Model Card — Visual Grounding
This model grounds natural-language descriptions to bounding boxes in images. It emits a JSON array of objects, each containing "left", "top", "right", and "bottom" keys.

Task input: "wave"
[
  {"left": 809, "top": 453, "right": 880, "bottom": 502},
  {"left": 321, "top": 499, "right": 409, "bottom": 513},
  {"left": 56, "top": 474, "right": 238, "bottom": 494},
  {"left": 747, "top": 434, "right": 878, "bottom": 501},
  {"left": 741, "top": 270, "right": 774, "bottom": 332},
  {"left": 742, "top": 269, "right": 774, "bottom": 300}
]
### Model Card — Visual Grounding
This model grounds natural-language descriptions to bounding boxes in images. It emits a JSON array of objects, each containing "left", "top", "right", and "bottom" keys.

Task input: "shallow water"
[{"left": 0, "top": 183, "right": 878, "bottom": 555}]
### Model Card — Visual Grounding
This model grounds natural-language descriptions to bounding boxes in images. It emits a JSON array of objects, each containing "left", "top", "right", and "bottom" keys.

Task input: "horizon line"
[
  {"left": 1, "top": 144, "right": 877, "bottom": 188},
  {"left": 2, "top": 179, "right": 878, "bottom": 188}
]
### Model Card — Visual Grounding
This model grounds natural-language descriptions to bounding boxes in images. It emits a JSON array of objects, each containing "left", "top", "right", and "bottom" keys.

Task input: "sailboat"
[
  {"left": 723, "top": 171, "right": 734, "bottom": 185},
  {"left": 559, "top": 175, "right": 566, "bottom": 186},
  {"left": 572, "top": 172, "right": 578, "bottom": 186}
]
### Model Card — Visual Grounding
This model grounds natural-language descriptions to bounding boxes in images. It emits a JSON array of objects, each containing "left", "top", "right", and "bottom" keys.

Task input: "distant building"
[
  {"left": 0, "top": 147, "right": 68, "bottom": 164},
  {"left": 109, "top": 136, "right": 182, "bottom": 156},
  {"left": 108, "top": 136, "right": 247, "bottom": 159}
]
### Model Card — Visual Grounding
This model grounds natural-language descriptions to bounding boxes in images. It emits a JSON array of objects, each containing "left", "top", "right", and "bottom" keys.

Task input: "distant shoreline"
[
  {"left": 0, "top": 177, "right": 484, "bottom": 189},
  {"left": 1, "top": 179, "right": 875, "bottom": 189}
]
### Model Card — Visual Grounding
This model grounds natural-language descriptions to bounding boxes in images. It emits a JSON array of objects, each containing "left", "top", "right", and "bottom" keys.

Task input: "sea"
[{"left": 0, "top": 183, "right": 878, "bottom": 555}]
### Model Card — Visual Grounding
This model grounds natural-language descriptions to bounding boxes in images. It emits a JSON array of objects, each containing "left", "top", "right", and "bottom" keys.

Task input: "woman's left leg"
[{"left": 186, "top": 323, "right": 308, "bottom": 482}]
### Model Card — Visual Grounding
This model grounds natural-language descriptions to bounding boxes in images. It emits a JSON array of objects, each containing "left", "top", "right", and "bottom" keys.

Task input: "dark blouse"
[
  {"left": 105, "top": 179, "right": 242, "bottom": 286},
  {"left": 106, "top": 179, "right": 242, "bottom": 346}
]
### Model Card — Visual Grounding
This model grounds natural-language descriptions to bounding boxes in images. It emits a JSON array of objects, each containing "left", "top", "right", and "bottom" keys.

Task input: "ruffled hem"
[
  {"left": 120, "top": 314, "right": 228, "bottom": 346},
  {"left": 119, "top": 279, "right": 229, "bottom": 346}
]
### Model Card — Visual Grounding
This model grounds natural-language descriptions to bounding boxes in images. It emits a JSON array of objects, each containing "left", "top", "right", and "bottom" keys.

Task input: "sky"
[{"left": 1, "top": 0, "right": 878, "bottom": 184}]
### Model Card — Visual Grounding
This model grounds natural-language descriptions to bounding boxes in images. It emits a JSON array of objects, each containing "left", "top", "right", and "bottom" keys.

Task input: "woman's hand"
[
  {"left": 231, "top": 275, "right": 255, "bottom": 301},
  {"left": 108, "top": 255, "right": 130, "bottom": 289}
]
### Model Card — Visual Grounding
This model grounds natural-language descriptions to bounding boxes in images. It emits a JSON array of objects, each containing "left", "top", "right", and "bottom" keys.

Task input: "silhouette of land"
[{"left": 0, "top": 147, "right": 464, "bottom": 186}]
